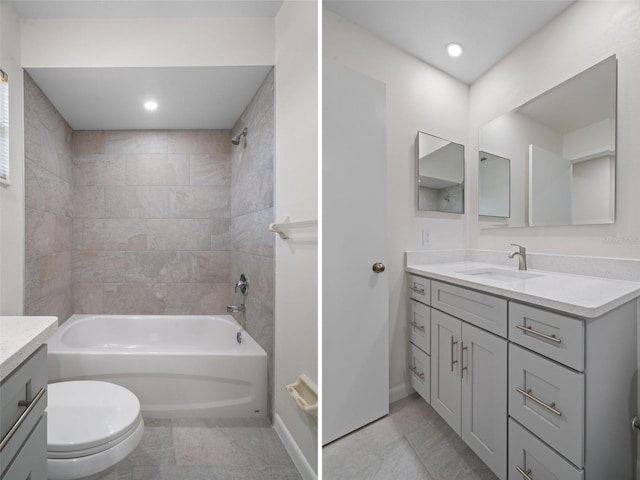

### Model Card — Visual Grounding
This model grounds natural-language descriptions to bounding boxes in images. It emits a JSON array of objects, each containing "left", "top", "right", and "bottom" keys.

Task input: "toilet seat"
[{"left": 47, "top": 381, "right": 145, "bottom": 480}]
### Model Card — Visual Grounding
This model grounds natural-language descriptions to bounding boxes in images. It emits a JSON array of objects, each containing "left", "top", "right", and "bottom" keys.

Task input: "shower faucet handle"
[{"left": 235, "top": 273, "right": 249, "bottom": 296}]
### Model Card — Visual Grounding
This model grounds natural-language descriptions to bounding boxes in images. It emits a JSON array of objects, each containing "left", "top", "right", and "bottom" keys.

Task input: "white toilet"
[{"left": 47, "top": 381, "right": 145, "bottom": 480}]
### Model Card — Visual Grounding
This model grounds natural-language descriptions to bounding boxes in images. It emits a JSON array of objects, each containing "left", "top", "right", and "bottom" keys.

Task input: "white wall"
[
  {"left": 273, "top": 1, "right": 318, "bottom": 476},
  {"left": 469, "top": 0, "right": 640, "bottom": 256},
  {"left": 324, "top": 10, "right": 469, "bottom": 397},
  {"left": 21, "top": 18, "right": 274, "bottom": 67},
  {"left": 0, "top": 2, "right": 25, "bottom": 315}
]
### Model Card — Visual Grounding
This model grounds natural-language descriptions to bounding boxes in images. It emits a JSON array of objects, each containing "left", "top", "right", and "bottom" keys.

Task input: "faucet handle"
[
  {"left": 510, "top": 243, "right": 526, "bottom": 253},
  {"left": 235, "top": 273, "right": 249, "bottom": 296}
]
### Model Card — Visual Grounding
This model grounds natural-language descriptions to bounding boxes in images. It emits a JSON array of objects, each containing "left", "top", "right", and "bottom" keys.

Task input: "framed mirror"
[
  {"left": 417, "top": 131, "right": 464, "bottom": 214},
  {"left": 479, "top": 55, "right": 616, "bottom": 228}
]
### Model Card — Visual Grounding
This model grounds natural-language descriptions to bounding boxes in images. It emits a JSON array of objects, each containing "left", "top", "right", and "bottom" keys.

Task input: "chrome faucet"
[
  {"left": 235, "top": 273, "right": 249, "bottom": 296},
  {"left": 508, "top": 244, "right": 527, "bottom": 271},
  {"left": 227, "top": 304, "right": 246, "bottom": 313}
]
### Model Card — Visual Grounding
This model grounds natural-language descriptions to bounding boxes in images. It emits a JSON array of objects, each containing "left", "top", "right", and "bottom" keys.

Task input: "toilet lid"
[{"left": 47, "top": 381, "right": 142, "bottom": 454}]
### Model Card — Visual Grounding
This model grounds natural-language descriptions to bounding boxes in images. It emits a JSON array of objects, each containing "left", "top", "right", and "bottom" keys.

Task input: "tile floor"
[
  {"left": 323, "top": 394, "right": 499, "bottom": 480},
  {"left": 102, "top": 417, "right": 303, "bottom": 480}
]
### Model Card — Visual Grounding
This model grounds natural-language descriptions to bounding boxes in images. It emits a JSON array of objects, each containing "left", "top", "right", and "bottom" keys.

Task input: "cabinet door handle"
[
  {"left": 409, "top": 321, "right": 425, "bottom": 332},
  {"left": 460, "top": 341, "right": 468, "bottom": 379},
  {"left": 515, "top": 465, "right": 533, "bottom": 480},
  {"left": 450, "top": 336, "right": 458, "bottom": 372},
  {"left": 516, "top": 324, "right": 561, "bottom": 344},
  {"left": 515, "top": 387, "right": 562, "bottom": 416},
  {"left": 0, "top": 386, "right": 46, "bottom": 453},
  {"left": 409, "top": 286, "right": 425, "bottom": 295},
  {"left": 408, "top": 365, "right": 425, "bottom": 380}
]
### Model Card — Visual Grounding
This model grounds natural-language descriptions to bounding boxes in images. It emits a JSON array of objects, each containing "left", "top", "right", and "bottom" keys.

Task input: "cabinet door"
[
  {"left": 431, "top": 309, "right": 461, "bottom": 434},
  {"left": 461, "top": 323, "right": 507, "bottom": 480}
]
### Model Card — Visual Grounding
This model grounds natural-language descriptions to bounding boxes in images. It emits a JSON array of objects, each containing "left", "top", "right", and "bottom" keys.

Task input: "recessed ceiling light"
[
  {"left": 144, "top": 100, "right": 158, "bottom": 111},
  {"left": 447, "top": 43, "right": 463, "bottom": 57}
]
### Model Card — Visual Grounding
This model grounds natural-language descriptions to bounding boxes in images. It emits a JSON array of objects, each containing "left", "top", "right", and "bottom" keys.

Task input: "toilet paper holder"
[{"left": 286, "top": 374, "right": 318, "bottom": 417}]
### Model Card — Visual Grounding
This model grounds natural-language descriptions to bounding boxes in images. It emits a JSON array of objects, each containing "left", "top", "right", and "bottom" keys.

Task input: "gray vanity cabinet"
[
  {"left": 0, "top": 345, "right": 48, "bottom": 480},
  {"left": 409, "top": 278, "right": 508, "bottom": 480},
  {"left": 408, "top": 266, "right": 639, "bottom": 480},
  {"left": 431, "top": 309, "right": 507, "bottom": 480}
]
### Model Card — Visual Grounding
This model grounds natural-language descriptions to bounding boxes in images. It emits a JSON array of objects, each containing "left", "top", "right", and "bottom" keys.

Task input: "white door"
[
  {"left": 431, "top": 309, "right": 462, "bottom": 435},
  {"left": 322, "top": 60, "right": 388, "bottom": 444},
  {"left": 528, "top": 144, "right": 572, "bottom": 226},
  {"left": 461, "top": 323, "right": 507, "bottom": 480}
]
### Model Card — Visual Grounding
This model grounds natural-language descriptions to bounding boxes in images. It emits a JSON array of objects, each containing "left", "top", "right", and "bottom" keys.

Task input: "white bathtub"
[{"left": 46, "top": 314, "right": 267, "bottom": 418}]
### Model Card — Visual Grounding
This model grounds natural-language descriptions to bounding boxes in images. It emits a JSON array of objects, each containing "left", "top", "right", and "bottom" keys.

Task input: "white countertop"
[
  {"left": 406, "top": 262, "right": 640, "bottom": 318},
  {"left": 0, "top": 316, "right": 58, "bottom": 382}
]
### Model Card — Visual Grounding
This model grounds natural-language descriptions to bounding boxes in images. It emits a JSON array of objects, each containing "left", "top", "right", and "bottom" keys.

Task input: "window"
[{"left": 0, "top": 69, "right": 8, "bottom": 184}]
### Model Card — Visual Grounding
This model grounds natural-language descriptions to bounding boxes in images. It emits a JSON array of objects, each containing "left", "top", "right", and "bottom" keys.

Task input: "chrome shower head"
[{"left": 231, "top": 127, "right": 248, "bottom": 146}]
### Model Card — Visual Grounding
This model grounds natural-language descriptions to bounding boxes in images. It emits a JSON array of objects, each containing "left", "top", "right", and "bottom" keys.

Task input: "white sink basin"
[{"left": 457, "top": 268, "right": 542, "bottom": 282}]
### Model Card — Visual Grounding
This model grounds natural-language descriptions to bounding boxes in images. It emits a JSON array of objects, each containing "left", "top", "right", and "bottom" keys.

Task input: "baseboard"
[
  {"left": 389, "top": 382, "right": 414, "bottom": 404},
  {"left": 273, "top": 414, "right": 318, "bottom": 480}
]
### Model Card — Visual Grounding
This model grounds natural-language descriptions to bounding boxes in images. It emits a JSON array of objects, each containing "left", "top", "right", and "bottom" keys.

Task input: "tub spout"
[{"left": 227, "top": 304, "right": 246, "bottom": 313}]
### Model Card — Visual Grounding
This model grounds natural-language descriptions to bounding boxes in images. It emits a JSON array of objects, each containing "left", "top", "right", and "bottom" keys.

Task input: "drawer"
[
  {"left": 1, "top": 415, "right": 47, "bottom": 480},
  {"left": 409, "top": 343, "right": 430, "bottom": 404},
  {"left": 509, "top": 344, "right": 584, "bottom": 467},
  {"left": 0, "top": 345, "right": 48, "bottom": 475},
  {"left": 408, "top": 274, "right": 430, "bottom": 304},
  {"left": 509, "top": 303, "right": 584, "bottom": 371},
  {"left": 409, "top": 300, "right": 430, "bottom": 354},
  {"left": 508, "top": 419, "right": 583, "bottom": 480},
  {"left": 431, "top": 280, "right": 507, "bottom": 337}
]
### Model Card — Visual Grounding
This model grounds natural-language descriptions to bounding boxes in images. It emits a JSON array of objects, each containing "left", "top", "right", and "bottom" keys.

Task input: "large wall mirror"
[
  {"left": 417, "top": 131, "right": 464, "bottom": 214},
  {"left": 479, "top": 55, "right": 617, "bottom": 228}
]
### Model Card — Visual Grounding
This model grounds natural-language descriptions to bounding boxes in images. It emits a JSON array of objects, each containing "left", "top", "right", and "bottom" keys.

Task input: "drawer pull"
[
  {"left": 516, "top": 324, "right": 561, "bottom": 344},
  {"left": 408, "top": 365, "right": 425, "bottom": 380},
  {"left": 516, "top": 387, "right": 562, "bottom": 417},
  {"left": 409, "top": 286, "right": 425, "bottom": 296},
  {"left": 409, "top": 321, "right": 425, "bottom": 332},
  {"left": 0, "top": 386, "right": 46, "bottom": 453},
  {"left": 450, "top": 336, "right": 458, "bottom": 372},
  {"left": 515, "top": 465, "right": 533, "bottom": 479}
]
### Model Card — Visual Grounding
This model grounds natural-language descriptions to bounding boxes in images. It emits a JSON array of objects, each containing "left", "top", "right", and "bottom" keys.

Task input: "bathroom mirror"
[
  {"left": 479, "top": 55, "right": 616, "bottom": 228},
  {"left": 479, "top": 152, "right": 510, "bottom": 218},
  {"left": 417, "top": 131, "right": 464, "bottom": 214}
]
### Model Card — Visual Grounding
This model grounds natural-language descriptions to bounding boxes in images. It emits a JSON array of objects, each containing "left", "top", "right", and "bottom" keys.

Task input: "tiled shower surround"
[
  {"left": 24, "top": 74, "right": 74, "bottom": 321},
  {"left": 71, "top": 128, "right": 234, "bottom": 315},
  {"left": 25, "top": 69, "right": 275, "bottom": 411}
]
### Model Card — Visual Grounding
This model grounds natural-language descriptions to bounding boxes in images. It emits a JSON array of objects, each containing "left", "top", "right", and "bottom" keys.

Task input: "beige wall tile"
[
  {"left": 105, "top": 130, "right": 168, "bottom": 154},
  {"left": 230, "top": 208, "right": 273, "bottom": 258},
  {"left": 74, "top": 186, "right": 105, "bottom": 218},
  {"left": 72, "top": 251, "right": 129, "bottom": 283},
  {"left": 164, "top": 283, "right": 232, "bottom": 315},
  {"left": 73, "top": 131, "right": 105, "bottom": 155},
  {"left": 169, "top": 186, "right": 230, "bottom": 219},
  {"left": 168, "top": 130, "right": 231, "bottom": 155},
  {"left": 190, "top": 154, "right": 232, "bottom": 186},
  {"left": 82, "top": 219, "right": 148, "bottom": 250},
  {"left": 126, "top": 154, "right": 189, "bottom": 186},
  {"left": 72, "top": 282, "right": 104, "bottom": 314},
  {"left": 190, "top": 252, "right": 231, "bottom": 283},
  {"left": 73, "top": 154, "right": 126, "bottom": 186},
  {"left": 147, "top": 219, "right": 211, "bottom": 251},
  {"left": 103, "top": 283, "right": 168, "bottom": 315},
  {"left": 104, "top": 186, "right": 170, "bottom": 218}
]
